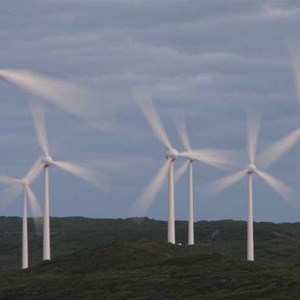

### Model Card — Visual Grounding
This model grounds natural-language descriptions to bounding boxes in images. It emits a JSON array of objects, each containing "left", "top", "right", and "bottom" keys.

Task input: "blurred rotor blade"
[
  {"left": 134, "top": 89, "right": 172, "bottom": 150},
  {"left": 53, "top": 160, "right": 106, "bottom": 189},
  {"left": 256, "top": 128, "right": 300, "bottom": 169},
  {"left": 173, "top": 114, "right": 191, "bottom": 151},
  {"left": 175, "top": 160, "right": 189, "bottom": 183},
  {"left": 25, "top": 186, "right": 43, "bottom": 233},
  {"left": 0, "top": 175, "right": 18, "bottom": 185},
  {"left": 180, "top": 149, "right": 233, "bottom": 169},
  {"left": 0, "top": 69, "right": 101, "bottom": 121},
  {"left": 256, "top": 170, "right": 294, "bottom": 204},
  {"left": 247, "top": 113, "right": 261, "bottom": 164},
  {"left": 0, "top": 185, "right": 22, "bottom": 212},
  {"left": 25, "top": 156, "right": 43, "bottom": 184},
  {"left": 205, "top": 169, "right": 247, "bottom": 196},
  {"left": 129, "top": 159, "right": 170, "bottom": 216},
  {"left": 31, "top": 102, "right": 49, "bottom": 156},
  {"left": 289, "top": 40, "right": 300, "bottom": 103}
]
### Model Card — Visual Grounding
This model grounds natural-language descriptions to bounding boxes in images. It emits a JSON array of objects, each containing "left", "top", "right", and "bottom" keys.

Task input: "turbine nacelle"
[
  {"left": 247, "top": 163, "right": 257, "bottom": 174},
  {"left": 42, "top": 155, "right": 54, "bottom": 168},
  {"left": 166, "top": 148, "right": 179, "bottom": 161}
]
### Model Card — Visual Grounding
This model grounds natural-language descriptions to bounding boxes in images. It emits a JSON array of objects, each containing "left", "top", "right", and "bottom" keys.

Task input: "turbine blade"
[
  {"left": 0, "top": 69, "right": 101, "bottom": 121},
  {"left": 175, "top": 160, "right": 189, "bottom": 183},
  {"left": 25, "top": 156, "right": 44, "bottom": 184},
  {"left": 134, "top": 89, "right": 172, "bottom": 149},
  {"left": 247, "top": 114, "right": 261, "bottom": 164},
  {"left": 129, "top": 159, "right": 170, "bottom": 216},
  {"left": 25, "top": 186, "right": 43, "bottom": 233},
  {"left": 0, "top": 185, "right": 22, "bottom": 212},
  {"left": 256, "top": 128, "right": 300, "bottom": 169},
  {"left": 53, "top": 160, "right": 106, "bottom": 188},
  {"left": 205, "top": 169, "right": 247, "bottom": 196},
  {"left": 180, "top": 149, "right": 233, "bottom": 169},
  {"left": 173, "top": 114, "right": 191, "bottom": 151},
  {"left": 31, "top": 102, "right": 49, "bottom": 156},
  {"left": 0, "top": 175, "right": 18, "bottom": 185},
  {"left": 256, "top": 170, "right": 294, "bottom": 204}
]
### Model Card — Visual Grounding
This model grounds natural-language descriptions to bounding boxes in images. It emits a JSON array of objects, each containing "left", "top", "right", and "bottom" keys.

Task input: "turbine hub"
[
  {"left": 20, "top": 178, "right": 29, "bottom": 187},
  {"left": 42, "top": 155, "right": 54, "bottom": 168},
  {"left": 247, "top": 163, "right": 257, "bottom": 174},
  {"left": 166, "top": 148, "right": 179, "bottom": 161}
]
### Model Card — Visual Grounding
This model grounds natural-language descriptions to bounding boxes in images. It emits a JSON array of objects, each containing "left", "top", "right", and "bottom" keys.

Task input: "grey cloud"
[{"left": 0, "top": 0, "right": 300, "bottom": 222}]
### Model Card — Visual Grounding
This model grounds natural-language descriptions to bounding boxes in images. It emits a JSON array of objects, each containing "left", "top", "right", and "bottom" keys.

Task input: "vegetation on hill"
[
  {"left": 0, "top": 241, "right": 300, "bottom": 299},
  {"left": 1, "top": 217, "right": 300, "bottom": 299},
  {"left": 1, "top": 216, "right": 300, "bottom": 271}
]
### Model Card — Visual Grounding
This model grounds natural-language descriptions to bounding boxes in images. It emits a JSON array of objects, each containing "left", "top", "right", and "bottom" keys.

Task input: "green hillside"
[
  {"left": 1, "top": 217, "right": 300, "bottom": 271},
  {"left": 1, "top": 217, "right": 300, "bottom": 299},
  {"left": 1, "top": 241, "right": 300, "bottom": 299}
]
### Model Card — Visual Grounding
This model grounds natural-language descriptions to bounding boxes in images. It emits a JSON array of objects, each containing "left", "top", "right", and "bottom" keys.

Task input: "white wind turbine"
[
  {"left": 207, "top": 116, "right": 294, "bottom": 261},
  {"left": 173, "top": 116, "right": 232, "bottom": 245},
  {"left": 30, "top": 103, "right": 105, "bottom": 261},
  {"left": 0, "top": 159, "right": 42, "bottom": 269},
  {"left": 131, "top": 92, "right": 230, "bottom": 244}
]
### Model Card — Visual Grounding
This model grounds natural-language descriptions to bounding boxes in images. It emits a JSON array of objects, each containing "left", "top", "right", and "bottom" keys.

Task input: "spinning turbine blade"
[
  {"left": 173, "top": 115, "right": 191, "bottom": 151},
  {"left": 256, "top": 128, "right": 300, "bottom": 169},
  {"left": 180, "top": 149, "right": 232, "bottom": 169},
  {"left": 53, "top": 161, "right": 106, "bottom": 188},
  {"left": 206, "top": 169, "right": 247, "bottom": 196},
  {"left": 130, "top": 159, "right": 170, "bottom": 216},
  {"left": 134, "top": 90, "right": 172, "bottom": 149},
  {"left": 0, "top": 175, "right": 18, "bottom": 185},
  {"left": 31, "top": 102, "right": 49, "bottom": 156},
  {"left": 247, "top": 114, "right": 261, "bottom": 164},
  {"left": 25, "top": 157, "right": 44, "bottom": 184},
  {"left": 0, "top": 69, "right": 100, "bottom": 121},
  {"left": 25, "top": 186, "right": 42, "bottom": 233},
  {"left": 256, "top": 170, "right": 294, "bottom": 204},
  {"left": 0, "top": 185, "right": 22, "bottom": 212},
  {"left": 25, "top": 186, "right": 42, "bottom": 217},
  {"left": 175, "top": 160, "right": 189, "bottom": 183}
]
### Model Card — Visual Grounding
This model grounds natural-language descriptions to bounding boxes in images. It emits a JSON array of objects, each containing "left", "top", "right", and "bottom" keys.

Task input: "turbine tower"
[
  {"left": 131, "top": 91, "right": 230, "bottom": 244},
  {"left": 207, "top": 116, "right": 293, "bottom": 261},
  {"left": 30, "top": 103, "right": 105, "bottom": 261},
  {"left": 173, "top": 116, "right": 232, "bottom": 245},
  {"left": 0, "top": 159, "right": 42, "bottom": 269}
]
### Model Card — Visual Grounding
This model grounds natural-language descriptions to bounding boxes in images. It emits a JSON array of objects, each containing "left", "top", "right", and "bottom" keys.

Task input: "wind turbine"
[
  {"left": 131, "top": 91, "right": 230, "bottom": 244},
  {"left": 207, "top": 116, "right": 293, "bottom": 261},
  {"left": 173, "top": 116, "right": 232, "bottom": 245},
  {"left": 30, "top": 103, "right": 105, "bottom": 261},
  {"left": 0, "top": 159, "right": 42, "bottom": 269}
]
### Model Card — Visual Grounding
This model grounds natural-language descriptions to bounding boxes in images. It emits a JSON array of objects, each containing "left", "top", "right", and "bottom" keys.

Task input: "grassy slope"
[
  {"left": 1, "top": 241, "right": 300, "bottom": 299},
  {"left": 1, "top": 217, "right": 300, "bottom": 271},
  {"left": 1, "top": 217, "right": 300, "bottom": 299}
]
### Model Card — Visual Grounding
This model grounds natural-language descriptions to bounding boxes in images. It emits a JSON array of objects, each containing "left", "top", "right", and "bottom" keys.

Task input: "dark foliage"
[{"left": 1, "top": 217, "right": 300, "bottom": 299}]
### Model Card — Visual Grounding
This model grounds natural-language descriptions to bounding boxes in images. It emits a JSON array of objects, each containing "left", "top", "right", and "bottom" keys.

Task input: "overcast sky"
[{"left": 1, "top": 0, "right": 300, "bottom": 223}]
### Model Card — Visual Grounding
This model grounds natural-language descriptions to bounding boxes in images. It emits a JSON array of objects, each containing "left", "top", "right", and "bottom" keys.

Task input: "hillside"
[
  {"left": 1, "top": 241, "right": 300, "bottom": 299},
  {"left": 1, "top": 217, "right": 300, "bottom": 271}
]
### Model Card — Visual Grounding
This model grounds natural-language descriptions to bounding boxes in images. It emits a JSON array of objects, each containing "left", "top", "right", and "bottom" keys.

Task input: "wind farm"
[
  {"left": 1, "top": 1, "right": 300, "bottom": 299},
  {"left": 130, "top": 91, "right": 232, "bottom": 245}
]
